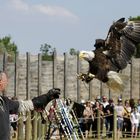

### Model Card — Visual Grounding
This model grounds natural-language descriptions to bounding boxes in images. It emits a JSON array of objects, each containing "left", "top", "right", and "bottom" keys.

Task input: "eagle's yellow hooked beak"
[{"left": 79, "top": 52, "right": 84, "bottom": 59}]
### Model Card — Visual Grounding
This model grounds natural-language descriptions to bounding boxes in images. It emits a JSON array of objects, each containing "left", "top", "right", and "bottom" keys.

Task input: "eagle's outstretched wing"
[
  {"left": 79, "top": 18, "right": 140, "bottom": 92},
  {"left": 94, "top": 18, "right": 140, "bottom": 71}
]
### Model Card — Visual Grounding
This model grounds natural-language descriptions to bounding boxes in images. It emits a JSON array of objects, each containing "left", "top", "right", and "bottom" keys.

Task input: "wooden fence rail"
[
  {"left": 11, "top": 108, "right": 120, "bottom": 140},
  {"left": 15, "top": 111, "right": 47, "bottom": 140}
]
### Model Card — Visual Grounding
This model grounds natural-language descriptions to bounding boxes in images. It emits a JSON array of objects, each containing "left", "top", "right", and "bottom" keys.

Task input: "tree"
[
  {"left": 0, "top": 36, "right": 18, "bottom": 61},
  {"left": 129, "top": 16, "right": 140, "bottom": 21},
  {"left": 40, "top": 43, "right": 55, "bottom": 61},
  {"left": 129, "top": 16, "right": 140, "bottom": 58},
  {"left": 69, "top": 48, "right": 78, "bottom": 55}
]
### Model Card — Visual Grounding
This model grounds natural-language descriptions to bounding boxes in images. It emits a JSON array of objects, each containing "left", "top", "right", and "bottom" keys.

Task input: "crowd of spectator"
[
  {"left": 79, "top": 96, "right": 140, "bottom": 139},
  {"left": 9, "top": 95, "right": 140, "bottom": 139}
]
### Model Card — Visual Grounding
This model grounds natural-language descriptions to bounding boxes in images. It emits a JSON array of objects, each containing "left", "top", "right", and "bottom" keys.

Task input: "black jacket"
[{"left": 0, "top": 96, "right": 19, "bottom": 140}]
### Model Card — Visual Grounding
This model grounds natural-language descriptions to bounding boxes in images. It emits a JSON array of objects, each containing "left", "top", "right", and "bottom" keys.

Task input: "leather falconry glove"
[{"left": 32, "top": 88, "right": 60, "bottom": 110}]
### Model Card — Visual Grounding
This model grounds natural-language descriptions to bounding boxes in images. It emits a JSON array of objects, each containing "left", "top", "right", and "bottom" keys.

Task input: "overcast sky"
[{"left": 0, "top": 0, "right": 140, "bottom": 54}]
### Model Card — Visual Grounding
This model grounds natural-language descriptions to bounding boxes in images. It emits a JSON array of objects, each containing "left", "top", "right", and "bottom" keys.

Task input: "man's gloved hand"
[{"left": 32, "top": 88, "right": 60, "bottom": 110}]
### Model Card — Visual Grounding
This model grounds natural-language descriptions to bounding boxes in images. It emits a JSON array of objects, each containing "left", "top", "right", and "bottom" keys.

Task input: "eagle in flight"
[{"left": 78, "top": 18, "right": 140, "bottom": 92}]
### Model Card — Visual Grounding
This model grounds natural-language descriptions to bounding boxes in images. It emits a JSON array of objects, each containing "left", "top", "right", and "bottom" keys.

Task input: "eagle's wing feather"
[
  {"left": 103, "top": 18, "right": 140, "bottom": 71},
  {"left": 123, "top": 21, "right": 140, "bottom": 42},
  {"left": 120, "top": 36, "right": 136, "bottom": 61}
]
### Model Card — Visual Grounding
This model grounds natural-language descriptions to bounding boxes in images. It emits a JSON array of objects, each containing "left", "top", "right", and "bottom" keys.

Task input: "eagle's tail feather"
[{"left": 106, "top": 71, "right": 129, "bottom": 92}]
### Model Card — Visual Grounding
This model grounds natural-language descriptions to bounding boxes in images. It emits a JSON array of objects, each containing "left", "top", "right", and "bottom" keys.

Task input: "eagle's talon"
[
  {"left": 77, "top": 73, "right": 86, "bottom": 80},
  {"left": 77, "top": 73, "right": 95, "bottom": 83}
]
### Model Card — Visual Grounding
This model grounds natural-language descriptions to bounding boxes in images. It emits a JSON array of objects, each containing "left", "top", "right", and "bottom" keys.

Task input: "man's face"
[{"left": 103, "top": 97, "right": 107, "bottom": 102}]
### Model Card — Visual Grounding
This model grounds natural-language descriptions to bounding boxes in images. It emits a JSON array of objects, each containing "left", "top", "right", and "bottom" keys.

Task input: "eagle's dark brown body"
[{"left": 89, "top": 49, "right": 110, "bottom": 82}]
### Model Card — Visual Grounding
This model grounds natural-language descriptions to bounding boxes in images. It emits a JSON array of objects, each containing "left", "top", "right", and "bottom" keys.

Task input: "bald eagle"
[{"left": 78, "top": 18, "right": 140, "bottom": 92}]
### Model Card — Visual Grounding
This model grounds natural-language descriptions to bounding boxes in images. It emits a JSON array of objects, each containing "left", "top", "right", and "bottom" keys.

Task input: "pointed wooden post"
[
  {"left": 113, "top": 108, "right": 117, "bottom": 140},
  {"left": 14, "top": 51, "right": 19, "bottom": 97},
  {"left": 77, "top": 52, "right": 80, "bottom": 103},
  {"left": 17, "top": 113, "right": 24, "bottom": 140},
  {"left": 38, "top": 53, "right": 42, "bottom": 96},
  {"left": 53, "top": 50, "right": 57, "bottom": 88},
  {"left": 26, "top": 52, "right": 30, "bottom": 100},
  {"left": 97, "top": 110, "right": 101, "bottom": 139},
  {"left": 32, "top": 111, "right": 38, "bottom": 140},
  {"left": 64, "top": 52, "right": 68, "bottom": 99},
  {"left": 25, "top": 111, "right": 31, "bottom": 140},
  {"left": 37, "top": 53, "right": 42, "bottom": 139}
]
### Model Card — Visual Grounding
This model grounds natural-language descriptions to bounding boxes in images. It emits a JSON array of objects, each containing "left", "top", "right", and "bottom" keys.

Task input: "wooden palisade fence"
[{"left": 1, "top": 51, "right": 140, "bottom": 103}]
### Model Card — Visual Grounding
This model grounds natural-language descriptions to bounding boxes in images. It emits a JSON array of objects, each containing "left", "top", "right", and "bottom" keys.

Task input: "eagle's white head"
[{"left": 79, "top": 51, "right": 95, "bottom": 61}]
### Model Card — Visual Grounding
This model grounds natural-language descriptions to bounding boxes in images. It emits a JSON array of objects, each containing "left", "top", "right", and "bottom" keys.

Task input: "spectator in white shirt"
[
  {"left": 115, "top": 98, "right": 125, "bottom": 140},
  {"left": 130, "top": 106, "right": 140, "bottom": 138}
]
